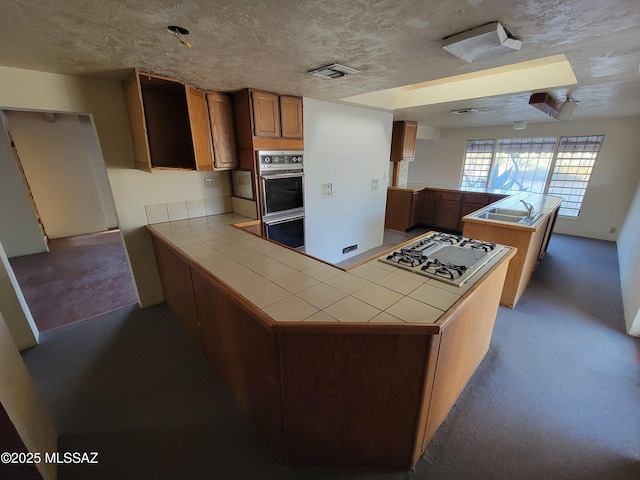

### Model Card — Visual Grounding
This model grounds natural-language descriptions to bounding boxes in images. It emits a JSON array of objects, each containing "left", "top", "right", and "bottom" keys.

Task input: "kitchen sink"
[
  {"left": 477, "top": 212, "right": 526, "bottom": 222},
  {"left": 487, "top": 207, "right": 529, "bottom": 216},
  {"left": 476, "top": 211, "right": 544, "bottom": 225}
]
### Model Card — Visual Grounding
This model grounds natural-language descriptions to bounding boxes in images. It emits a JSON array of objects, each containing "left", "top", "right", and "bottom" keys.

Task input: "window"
[
  {"left": 460, "top": 139, "right": 494, "bottom": 188},
  {"left": 547, "top": 136, "right": 603, "bottom": 217},
  {"left": 460, "top": 135, "right": 604, "bottom": 217}
]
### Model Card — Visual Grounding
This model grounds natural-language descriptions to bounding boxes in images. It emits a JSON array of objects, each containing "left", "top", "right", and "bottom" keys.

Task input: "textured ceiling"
[{"left": 1, "top": 0, "right": 639, "bottom": 129}]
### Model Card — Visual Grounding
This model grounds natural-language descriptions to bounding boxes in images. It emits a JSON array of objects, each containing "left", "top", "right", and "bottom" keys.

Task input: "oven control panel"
[{"left": 258, "top": 151, "right": 303, "bottom": 171}]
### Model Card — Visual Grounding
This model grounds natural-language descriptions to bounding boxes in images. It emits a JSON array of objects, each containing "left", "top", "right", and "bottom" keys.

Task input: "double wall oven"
[{"left": 258, "top": 150, "right": 305, "bottom": 250}]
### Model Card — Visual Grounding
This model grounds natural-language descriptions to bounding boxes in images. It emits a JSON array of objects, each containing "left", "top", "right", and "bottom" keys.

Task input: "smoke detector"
[{"left": 308, "top": 63, "right": 359, "bottom": 79}]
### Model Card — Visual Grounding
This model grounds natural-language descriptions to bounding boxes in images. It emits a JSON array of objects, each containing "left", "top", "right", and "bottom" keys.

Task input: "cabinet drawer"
[{"left": 439, "top": 191, "right": 463, "bottom": 202}]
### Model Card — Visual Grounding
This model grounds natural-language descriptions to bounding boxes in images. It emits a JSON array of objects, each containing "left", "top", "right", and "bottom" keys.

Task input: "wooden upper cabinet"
[
  {"left": 186, "top": 86, "right": 214, "bottom": 172},
  {"left": 206, "top": 92, "right": 238, "bottom": 170},
  {"left": 125, "top": 69, "right": 217, "bottom": 172},
  {"left": 390, "top": 121, "right": 418, "bottom": 162},
  {"left": 232, "top": 88, "right": 304, "bottom": 154},
  {"left": 251, "top": 90, "right": 281, "bottom": 137},
  {"left": 280, "top": 95, "right": 303, "bottom": 139},
  {"left": 124, "top": 71, "right": 153, "bottom": 172}
]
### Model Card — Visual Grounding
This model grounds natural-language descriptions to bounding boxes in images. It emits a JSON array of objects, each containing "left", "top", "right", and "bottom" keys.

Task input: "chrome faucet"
[{"left": 520, "top": 200, "right": 534, "bottom": 220}]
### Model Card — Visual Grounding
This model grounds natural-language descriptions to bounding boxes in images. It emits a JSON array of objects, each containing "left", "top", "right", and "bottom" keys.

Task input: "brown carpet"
[
  {"left": 20, "top": 234, "right": 640, "bottom": 479},
  {"left": 9, "top": 230, "right": 137, "bottom": 331}
]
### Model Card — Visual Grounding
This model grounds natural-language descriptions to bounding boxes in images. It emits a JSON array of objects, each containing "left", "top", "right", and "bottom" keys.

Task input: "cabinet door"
[
  {"left": 152, "top": 237, "right": 202, "bottom": 352},
  {"left": 207, "top": 92, "right": 238, "bottom": 170},
  {"left": 390, "top": 121, "right": 418, "bottom": 162},
  {"left": 280, "top": 96, "right": 303, "bottom": 139},
  {"left": 385, "top": 190, "right": 414, "bottom": 231},
  {"left": 435, "top": 192, "right": 462, "bottom": 232},
  {"left": 420, "top": 190, "right": 438, "bottom": 226},
  {"left": 251, "top": 90, "right": 281, "bottom": 137},
  {"left": 124, "top": 70, "right": 152, "bottom": 171},
  {"left": 410, "top": 192, "right": 424, "bottom": 228},
  {"left": 186, "top": 86, "right": 214, "bottom": 171},
  {"left": 401, "top": 121, "right": 418, "bottom": 159}
]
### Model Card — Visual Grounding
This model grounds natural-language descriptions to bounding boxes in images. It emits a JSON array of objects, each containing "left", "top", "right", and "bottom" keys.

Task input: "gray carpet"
[{"left": 21, "top": 234, "right": 640, "bottom": 479}]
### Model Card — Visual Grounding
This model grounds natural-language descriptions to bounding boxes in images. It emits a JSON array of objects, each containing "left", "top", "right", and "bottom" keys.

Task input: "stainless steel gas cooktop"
[{"left": 378, "top": 232, "right": 504, "bottom": 286}]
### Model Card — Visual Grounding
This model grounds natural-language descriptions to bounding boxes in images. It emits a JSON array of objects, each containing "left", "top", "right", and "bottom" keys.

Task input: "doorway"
[{"left": 1, "top": 110, "right": 137, "bottom": 332}]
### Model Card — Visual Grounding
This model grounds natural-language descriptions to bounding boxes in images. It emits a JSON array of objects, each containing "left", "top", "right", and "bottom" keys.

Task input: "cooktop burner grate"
[{"left": 378, "top": 232, "right": 504, "bottom": 286}]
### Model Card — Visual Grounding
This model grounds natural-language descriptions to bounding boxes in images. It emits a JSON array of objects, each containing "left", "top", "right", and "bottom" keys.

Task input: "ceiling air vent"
[
  {"left": 308, "top": 63, "right": 359, "bottom": 79},
  {"left": 451, "top": 108, "right": 479, "bottom": 114}
]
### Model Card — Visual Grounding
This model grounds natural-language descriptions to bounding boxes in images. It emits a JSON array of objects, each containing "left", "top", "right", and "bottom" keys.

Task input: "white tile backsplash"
[
  {"left": 167, "top": 201, "right": 189, "bottom": 221},
  {"left": 205, "top": 197, "right": 226, "bottom": 216},
  {"left": 231, "top": 197, "right": 258, "bottom": 219},
  {"left": 145, "top": 196, "right": 232, "bottom": 224},
  {"left": 187, "top": 199, "right": 206, "bottom": 218},
  {"left": 145, "top": 203, "right": 169, "bottom": 224}
]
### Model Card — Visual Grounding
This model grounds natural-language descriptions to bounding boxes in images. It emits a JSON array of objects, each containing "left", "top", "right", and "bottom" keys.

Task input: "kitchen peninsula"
[{"left": 147, "top": 213, "right": 515, "bottom": 469}]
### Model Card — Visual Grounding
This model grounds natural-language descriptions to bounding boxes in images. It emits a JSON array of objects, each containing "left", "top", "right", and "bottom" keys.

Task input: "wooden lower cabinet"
[
  {"left": 191, "top": 267, "right": 285, "bottom": 454},
  {"left": 150, "top": 233, "right": 511, "bottom": 470},
  {"left": 151, "top": 236, "right": 202, "bottom": 351},
  {"left": 385, "top": 189, "right": 415, "bottom": 231},
  {"left": 385, "top": 188, "right": 507, "bottom": 233},
  {"left": 280, "top": 332, "right": 430, "bottom": 468},
  {"left": 434, "top": 192, "right": 463, "bottom": 232}
]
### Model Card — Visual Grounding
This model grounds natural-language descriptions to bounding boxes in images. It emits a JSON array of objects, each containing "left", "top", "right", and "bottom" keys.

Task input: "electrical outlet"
[
  {"left": 371, "top": 178, "right": 379, "bottom": 191},
  {"left": 204, "top": 177, "right": 219, "bottom": 189},
  {"left": 321, "top": 183, "right": 332, "bottom": 198}
]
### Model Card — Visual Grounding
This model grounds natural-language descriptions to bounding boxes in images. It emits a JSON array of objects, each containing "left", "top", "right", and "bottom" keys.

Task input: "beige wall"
[
  {"left": 617, "top": 181, "right": 640, "bottom": 336},
  {"left": 0, "top": 242, "right": 38, "bottom": 349},
  {"left": 0, "top": 115, "right": 48, "bottom": 257},
  {"left": 0, "top": 312, "right": 57, "bottom": 480},
  {"left": 0, "top": 66, "right": 231, "bottom": 307},
  {"left": 408, "top": 117, "right": 640, "bottom": 241},
  {"left": 5, "top": 110, "right": 117, "bottom": 239}
]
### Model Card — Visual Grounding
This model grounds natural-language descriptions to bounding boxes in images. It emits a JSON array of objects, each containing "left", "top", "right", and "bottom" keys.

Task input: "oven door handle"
[
  {"left": 264, "top": 213, "right": 305, "bottom": 225},
  {"left": 260, "top": 172, "right": 304, "bottom": 180}
]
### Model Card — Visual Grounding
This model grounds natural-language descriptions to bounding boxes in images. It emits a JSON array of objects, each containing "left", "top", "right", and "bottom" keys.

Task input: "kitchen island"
[
  {"left": 462, "top": 192, "right": 562, "bottom": 308},
  {"left": 386, "top": 184, "right": 562, "bottom": 309},
  {"left": 147, "top": 214, "right": 515, "bottom": 469}
]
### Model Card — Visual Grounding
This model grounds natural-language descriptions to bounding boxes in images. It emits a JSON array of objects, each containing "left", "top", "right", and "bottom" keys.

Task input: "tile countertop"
[
  {"left": 391, "top": 183, "right": 563, "bottom": 230},
  {"left": 390, "top": 183, "right": 511, "bottom": 194},
  {"left": 463, "top": 192, "right": 563, "bottom": 230},
  {"left": 147, "top": 213, "right": 514, "bottom": 331}
]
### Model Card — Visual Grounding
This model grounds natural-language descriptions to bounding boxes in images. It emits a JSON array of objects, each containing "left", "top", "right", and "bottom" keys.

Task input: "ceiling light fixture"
[
  {"left": 557, "top": 94, "right": 578, "bottom": 120},
  {"left": 442, "top": 22, "right": 522, "bottom": 63},
  {"left": 308, "top": 63, "right": 359, "bottom": 79},
  {"left": 167, "top": 25, "right": 191, "bottom": 48},
  {"left": 513, "top": 121, "right": 527, "bottom": 130}
]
